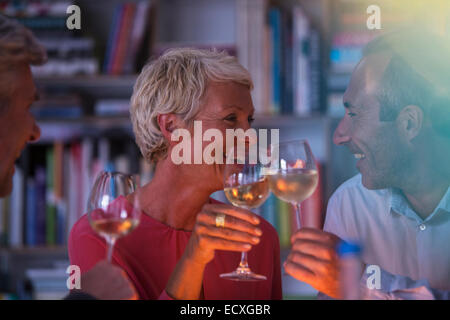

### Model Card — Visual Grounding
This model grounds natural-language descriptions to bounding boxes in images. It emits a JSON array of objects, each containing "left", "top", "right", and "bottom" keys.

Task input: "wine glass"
[
  {"left": 87, "top": 171, "right": 141, "bottom": 262},
  {"left": 221, "top": 152, "right": 270, "bottom": 281},
  {"left": 265, "top": 139, "right": 318, "bottom": 230}
]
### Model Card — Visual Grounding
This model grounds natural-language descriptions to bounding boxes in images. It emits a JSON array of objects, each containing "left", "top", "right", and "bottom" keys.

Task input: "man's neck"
[{"left": 399, "top": 173, "right": 449, "bottom": 220}]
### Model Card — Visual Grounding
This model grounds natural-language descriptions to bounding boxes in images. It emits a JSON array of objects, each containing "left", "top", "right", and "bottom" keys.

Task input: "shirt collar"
[{"left": 390, "top": 185, "right": 450, "bottom": 222}]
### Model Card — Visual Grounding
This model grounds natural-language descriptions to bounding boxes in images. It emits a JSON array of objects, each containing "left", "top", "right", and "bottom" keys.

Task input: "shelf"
[
  {"left": 35, "top": 75, "right": 138, "bottom": 97},
  {"left": 0, "top": 246, "right": 67, "bottom": 256}
]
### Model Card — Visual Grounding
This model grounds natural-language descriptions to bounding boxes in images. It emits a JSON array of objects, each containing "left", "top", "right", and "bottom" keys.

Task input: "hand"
[
  {"left": 283, "top": 228, "right": 342, "bottom": 299},
  {"left": 184, "top": 203, "right": 263, "bottom": 266},
  {"left": 80, "top": 260, "right": 138, "bottom": 300}
]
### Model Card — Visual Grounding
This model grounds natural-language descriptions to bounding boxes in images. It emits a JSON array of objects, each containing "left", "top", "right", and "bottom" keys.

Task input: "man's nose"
[
  {"left": 333, "top": 118, "right": 351, "bottom": 145},
  {"left": 29, "top": 121, "right": 41, "bottom": 143}
]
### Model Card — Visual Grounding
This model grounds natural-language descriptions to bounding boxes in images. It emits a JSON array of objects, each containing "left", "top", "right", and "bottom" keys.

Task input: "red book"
[
  {"left": 108, "top": 4, "right": 126, "bottom": 74},
  {"left": 113, "top": 3, "right": 136, "bottom": 75},
  {"left": 300, "top": 162, "right": 324, "bottom": 229}
]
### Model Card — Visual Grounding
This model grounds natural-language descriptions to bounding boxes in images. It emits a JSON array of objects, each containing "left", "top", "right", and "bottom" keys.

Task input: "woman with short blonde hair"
[{"left": 70, "top": 47, "right": 282, "bottom": 300}]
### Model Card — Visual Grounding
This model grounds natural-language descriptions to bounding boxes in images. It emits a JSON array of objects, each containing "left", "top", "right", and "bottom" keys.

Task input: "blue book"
[
  {"left": 35, "top": 167, "right": 47, "bottom": 246},
  {"left": 261, "top": 193, "right": 278, "bottom": 231},
  {"left": 25, "top": 178, "right": 36, "bottom": 247},
  {"left": 56, "top": 203, "right": 66, "bottom": 245},
  {"left": 103, "top": 4, "right": 123, "bottom": 73},
  {"left": 269, "top": 8, "right": 282, "bottom": 114}
]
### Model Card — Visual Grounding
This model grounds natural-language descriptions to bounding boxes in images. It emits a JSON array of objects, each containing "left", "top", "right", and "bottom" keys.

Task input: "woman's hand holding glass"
[{"left": 184, "top": 203, "right": 263, "bottom": 266}]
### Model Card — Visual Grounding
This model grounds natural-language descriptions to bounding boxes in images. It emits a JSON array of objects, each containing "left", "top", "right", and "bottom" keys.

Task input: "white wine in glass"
[
  {"left": 266, "top": 140, "right": 318, "bottom": 229},
  {"left": 267, "top": 168, "right": 318, "bottom": 204},
  {"left": 222, "top": 161, "right": 270, "bottom": 281},
  {"left": 87, "top": 171, "right": 141, "bottom": 262},
  {"left": 224, "top": 178, "right": 269, "bottom": 208}
]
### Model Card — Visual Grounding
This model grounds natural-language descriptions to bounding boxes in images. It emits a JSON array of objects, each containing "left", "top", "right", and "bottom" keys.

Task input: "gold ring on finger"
[{"left": 215, "top": 213, "right": 226, "bottom": 228}]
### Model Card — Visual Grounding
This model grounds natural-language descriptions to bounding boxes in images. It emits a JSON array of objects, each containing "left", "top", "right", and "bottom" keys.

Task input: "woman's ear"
[
  {"left": 157, "top": 113, "right": 179, "bottom": 141},
  {"left": 396, "top": 105, "right": 424, "bottom": 143}
]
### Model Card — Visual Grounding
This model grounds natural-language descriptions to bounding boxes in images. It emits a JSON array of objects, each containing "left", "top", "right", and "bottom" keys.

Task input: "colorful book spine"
[
  {"left": 277, "top": 197, "right": 291, "bottom": 248},
  {"left": 35, "top": 167, "right": 47, "bottom": 246},
  {"left": 268, "top": 7, "right": 282, "bottom": 114},
  {"left": 25, "top": 178, "right": 37, "bottom": 246}
]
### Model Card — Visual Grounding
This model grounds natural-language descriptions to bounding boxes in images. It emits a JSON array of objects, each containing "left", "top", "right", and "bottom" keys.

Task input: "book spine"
[
  {"left": 109, "top": 4, "right": 128, "bottom": 75},
  {"left": 46, "top": 147, "right": 56, "bottom": 246},
  {"left": 25, "top": 178, "right": 36, "bottom": 247},
  {"left": 277, "top": 197, "right": 291, "bottom": 247},
  {"left": 268, "top": 7, "right": 282, "bottom": 114},
  {"left": 35, "top": 167, "right": 46, "bottom": 246},
  {"left": 103, "top": 4, "right": 123, "bottom": 74},
  {"left": 9, "top": 166, "right": 24, "bottom": 247}
]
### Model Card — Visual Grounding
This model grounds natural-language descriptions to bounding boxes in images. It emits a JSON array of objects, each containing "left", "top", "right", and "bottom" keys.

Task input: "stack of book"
[
  {"left": 26, "top": 267, "right": 69, "bottom": 300},
  {"left": 1, "top": 0, "right": 99, "bottom": 77},
  {"left": 103, "top": 1, "right": 155, "bottom": 75},
  {"left": 0, "top": 139, "right": 154, "bottom": 248},
  {"left": 237, "top": 1, "right": 322, "bottom": 116}
]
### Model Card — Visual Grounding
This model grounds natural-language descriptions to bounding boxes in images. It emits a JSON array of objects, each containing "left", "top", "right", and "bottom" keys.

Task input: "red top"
[{"left": 69, "top": 197, "right": 282, "bottom": 300}]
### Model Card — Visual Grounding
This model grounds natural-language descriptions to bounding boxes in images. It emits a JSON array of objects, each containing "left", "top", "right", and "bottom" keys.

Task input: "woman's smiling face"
[{"left": 169, "top": 81, "right": 255, "bottom": 191}]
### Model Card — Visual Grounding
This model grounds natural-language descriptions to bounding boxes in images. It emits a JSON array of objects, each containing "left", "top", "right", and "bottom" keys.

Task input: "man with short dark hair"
[
  {"left": 0, "top": 14, "right": 137, "bottom": 300},
  {"left": 285, "top": 28, "right": 450, "bottom": 299}
]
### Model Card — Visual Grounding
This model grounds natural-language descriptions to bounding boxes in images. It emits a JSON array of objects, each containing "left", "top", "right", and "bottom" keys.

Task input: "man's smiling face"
[{"left": 333, "top": 53, "right": 412, "bottom": 190}]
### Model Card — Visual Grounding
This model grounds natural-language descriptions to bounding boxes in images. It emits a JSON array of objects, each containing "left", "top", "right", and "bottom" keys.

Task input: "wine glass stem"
[
  {"left": 239, "top": 251, "right": 249, "bottom": 270},
  {"left": 106, "top": 237, "right": 117, "bottom": 263},
  {"left": 295, "top": 202, "right": 302, "bottom": 230}
]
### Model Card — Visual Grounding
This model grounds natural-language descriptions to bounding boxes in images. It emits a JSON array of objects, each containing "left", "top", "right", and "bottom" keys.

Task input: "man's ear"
[
  {"left": 396, "top": 105, "right": 424, "bottom": 142},
  {"left": 157, "top": 113, "right": 179, "bottom": 141}
]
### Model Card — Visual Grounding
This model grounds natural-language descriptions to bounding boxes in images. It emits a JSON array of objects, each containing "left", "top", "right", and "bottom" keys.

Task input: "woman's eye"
[
  {"left": 248, "top": 116, "right": 255, "bottom": 124},
  {"left": 348, "top": 112, "right": 357, "bottom": 118}
]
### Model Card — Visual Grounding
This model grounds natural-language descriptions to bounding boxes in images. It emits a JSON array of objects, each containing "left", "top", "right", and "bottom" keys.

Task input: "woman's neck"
[{"left": 139, "top": 159, "right": 215, "bottom": 231}]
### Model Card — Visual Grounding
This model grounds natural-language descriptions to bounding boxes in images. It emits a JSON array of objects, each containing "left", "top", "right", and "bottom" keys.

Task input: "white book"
[
  {"left": 293, "top": 5, "right": 311, "bottom": 116},
  {"left": 9, "top": 166, "right": 24, "bottom": 247}
]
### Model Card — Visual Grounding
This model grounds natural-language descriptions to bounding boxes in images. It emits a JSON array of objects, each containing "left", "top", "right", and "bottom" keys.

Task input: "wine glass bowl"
[
  {"left": 266, "top": 139, "right": 318, "bottom": 229},
  {"left": 87, "top": 171, "right": 141, "bottom": 262}
]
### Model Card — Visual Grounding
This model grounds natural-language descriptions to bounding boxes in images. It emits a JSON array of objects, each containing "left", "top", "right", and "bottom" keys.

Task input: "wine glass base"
[{"left": 220, "top": 268, "right": 267, "bottom": 282}]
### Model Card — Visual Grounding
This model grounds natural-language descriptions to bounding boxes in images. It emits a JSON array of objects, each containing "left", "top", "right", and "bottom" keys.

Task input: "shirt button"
[{"left": 419, "top": 224, "right": 426, "bottom": 231}]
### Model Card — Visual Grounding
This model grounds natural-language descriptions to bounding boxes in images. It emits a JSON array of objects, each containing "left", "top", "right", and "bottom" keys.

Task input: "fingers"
[
  {"left": 198, "top": 234, "right": 252, "bottom": 252},
  {"left": 197, "top": 209, "right": 262, "bottom": 236},
  {"left": 290, "top": 228, "right": 340, "bottom": 244},
  {"left": 291, "top": 239, "right": 337, "bottom": 261},
  {"left": 196, "top": 223, "right": 260, "bottom": 245},
  {"left": 286, "top": 251, "right": 329, "bottom": 273},
  {"left": 283, "top": 259, "right": 315, "bottom": 283},
  {"left": 202, "top": 203, "right": 260, "bottom": 225}
]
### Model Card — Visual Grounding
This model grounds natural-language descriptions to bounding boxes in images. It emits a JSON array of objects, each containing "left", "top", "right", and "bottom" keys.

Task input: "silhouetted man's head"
[{"left": 0, "top": 15, "right": 46, "bottom": 196}]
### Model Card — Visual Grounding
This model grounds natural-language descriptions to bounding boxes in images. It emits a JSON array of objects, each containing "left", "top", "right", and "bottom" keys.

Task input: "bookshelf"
[{"left": 0, "top": 0, "right": 384, "bottom": 299}]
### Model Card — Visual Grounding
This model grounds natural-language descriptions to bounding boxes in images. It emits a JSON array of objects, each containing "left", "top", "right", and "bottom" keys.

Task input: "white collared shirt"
[{"left": 323, "top": 174, "right": 450, "bottom": 299}]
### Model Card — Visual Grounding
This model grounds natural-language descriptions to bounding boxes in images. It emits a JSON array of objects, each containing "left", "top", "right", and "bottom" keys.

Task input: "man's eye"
[
  {"left": 248, "top": 116, "right": 255, "bottom": 124},
  {"left": 224, "top": 114, "right": 237, "bottom": 122}
]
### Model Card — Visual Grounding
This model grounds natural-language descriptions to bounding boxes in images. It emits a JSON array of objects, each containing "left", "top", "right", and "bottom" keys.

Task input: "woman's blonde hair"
[
  {"left": 0, "top": 15, "right": 47, "bottom": 111},
  {"left": 130, "top": 47, "right": 253, "bottom": 163}
]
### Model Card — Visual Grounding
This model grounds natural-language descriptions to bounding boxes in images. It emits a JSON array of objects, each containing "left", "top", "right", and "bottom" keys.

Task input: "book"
[
  {"left": 45, "top": 147, "right": 56, "bottom": 245},
  {"left": 123, "top": 1, "right": 152, "bottom": 74},
  {"left": 277, "top": 197, "right": 291, "bottom": 248},
  {"left": 268, "top": 7, "right": 282, "bottom": 115},
  {"left": 9, "top": 166, "right": 24, "bottom": 247},
  {"left": 25, "top": 178, "right": 37, "bottom": 246},
  {"left": 35, "top": 167, "right": 47, "bottom": 246}
]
